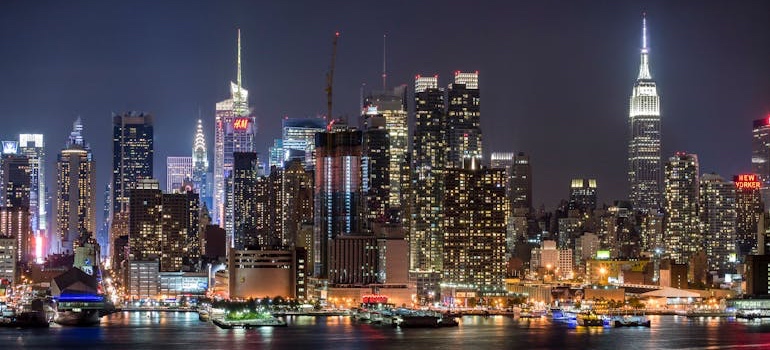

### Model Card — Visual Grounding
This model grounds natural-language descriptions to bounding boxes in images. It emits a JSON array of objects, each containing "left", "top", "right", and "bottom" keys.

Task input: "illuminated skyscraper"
[
  {"left": 110, "top": 112, "right": 153, "bottom": 264},
  {"left": 663, "top": 153, "right": 699, "bottom": 264},
  {"left": 699, "top": 173, "right": 736, "bottom": 276},
  {"left": 410, "top": 75, "right": 445, "bottom": 274},
  {"left": 231, "top": 152, "right": 259, "bottom": 250},
  {"left": 734, "top": 174, "right": 763, "bottom": 257},
  {"left": 281, "top": 159, "right": 313, "bottom": 248},
  {"left": 313, "top": 128, "right": 364, "bottom": 277},
  {"left": 1, "top": 154, "right": 30, "bottom": 211},
  {"left": 446, "top": 72, "right": 481, "bottom": 168},
  {"left": 628, "top": 14, "right": 662, "bottom": 212},
  {"left": 364, "top": 86, "right": 408, "bottom": 218},
  {"left": 18, "top": 134, "right": 45, "bottom": 235},
  {"left": 166, "top": 156, "right": 193, "bottom": 193},
  {"left": 192, "top": 119, "right": 210, "bottom": 208},
  {"left": 491, "top": 151, "right": 514, "bottom": 207},
  {"left": 512, "top": 152, "right": 533, "bottom": 212},
  {"left": 568, "top": 178, "right": 598, "bottom": 213},
  {"left": 362, "top": 114, "right": 390, "bottom": 224},
  {"left": 56, "top": 118, "right": 96, "bottom": 253},
  {"left": 752, "top": 117, "right": 770, "bottom": 184},
  {"left": 443, "top": 157, "right": 508, "bottom": 293},
  {"left": 214, "top": 29, "right": 256, "bottom": 242},
  {"left": 282, "top": 118, "right": 327, "bottom": 169}
]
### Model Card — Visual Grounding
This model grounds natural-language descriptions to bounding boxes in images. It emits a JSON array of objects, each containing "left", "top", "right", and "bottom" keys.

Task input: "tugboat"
[{"left": 577, "top": 311, "right": 607, "bottom": 327}]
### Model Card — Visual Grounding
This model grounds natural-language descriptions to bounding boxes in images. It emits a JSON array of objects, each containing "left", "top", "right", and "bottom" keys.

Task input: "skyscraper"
[
  {"left": 18, "top": 134, "right": 45, "bottom": 235},
  {"left": 166, "top": 156, "right": 193, "bottom": 193},
  {"left": 1, "top": 154, "right": 30, "bottom": 210},
  {"left": 410, "top": 75, "right": 445, "bottom": 274},
  {"left": 364, "top": 86, "right": 408, "bottom": 218},
  {"left": 362, "top": 114, "right": 390, "bottom": 224},
  {"left": 568, "top": 178, "right": 598, "bottom": 213},
  {"left": 663, "top": 153, "right": 699, "bottom": 265},
  {"left": 491, "top": 151, "right": 515, "bottom": 206},
  {"left": 111, "top": 112, "right": 154, "bottom": 264},
  {"left": 314, "top": 128, "right": 364, "bottom": 277},
  {"left": 699, "top": 173, "right": 736, "bottom": 276},
  {"left": 281, "top": 159, "right": 313, "bottom": 248},
  {"left": 511, "top": 152, "right": 533, "bottom": 212},
  {"left": 752, "top": 117, "right": 770, "bottom": 184},
  {"left": 443, "top": 157, "right": 508, "bottom": 294},
  {"left": 192, "top": 119, "right": 210, "bottom": 208},
  {"left": 734, "top": 174, "right": 763, "bottom": 257},
  {"left": 214, "top": 30, "right": 256, "bottom": 234},
  {"left": 56, "top": 118, "right": 96, "bottom": 253},
  {"left": 446, "top": 71, "right": 481, "bottom": 168},
  {"left": 281, "top": 118, "right": 327, "bottom": 170},
  {"left": 231, "top": 152, "right": 259, "bottom": 250},
  {"left": 628, "top": 14, "right": 662, "bottom": 212}
]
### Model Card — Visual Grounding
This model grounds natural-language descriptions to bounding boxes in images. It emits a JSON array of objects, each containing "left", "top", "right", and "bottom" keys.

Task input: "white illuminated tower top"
[
  {"left": 628, "top": 13, "right": 662, "bottom": 212},
  {"left": 193, "top": 119, "right": 208, "bottom": 169}
]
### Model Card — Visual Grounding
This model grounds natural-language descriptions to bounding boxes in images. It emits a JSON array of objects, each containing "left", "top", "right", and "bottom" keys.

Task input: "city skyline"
[{"left": 0, "top": 1, "right": 769, "bottom": 226}]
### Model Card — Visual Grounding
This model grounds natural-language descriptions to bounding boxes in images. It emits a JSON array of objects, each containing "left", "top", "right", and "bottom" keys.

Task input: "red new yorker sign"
[{"left": 735, "top": 174, "right": 761, "bottom": 190}]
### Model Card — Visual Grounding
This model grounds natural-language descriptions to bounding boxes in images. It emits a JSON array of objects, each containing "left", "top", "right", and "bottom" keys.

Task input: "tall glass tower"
[
  {"left": 628, "top": 14, "right": 662, "bottom": 212},
  {"left": 214, "top": 29, "right": 256, "bottom": 248}
]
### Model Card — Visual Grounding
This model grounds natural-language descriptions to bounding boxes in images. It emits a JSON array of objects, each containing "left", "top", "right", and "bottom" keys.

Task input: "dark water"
[{"left": 2, "top": 312, "right": 770, "bottom": 349}]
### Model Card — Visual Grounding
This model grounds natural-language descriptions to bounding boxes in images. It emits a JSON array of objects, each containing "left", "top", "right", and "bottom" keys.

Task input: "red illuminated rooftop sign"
[
  {"left": 735, "top": 174, "right": 761, "bottom": 190},
  {"left": 233, "top": 118, "right": 249, "bottom": 130}
]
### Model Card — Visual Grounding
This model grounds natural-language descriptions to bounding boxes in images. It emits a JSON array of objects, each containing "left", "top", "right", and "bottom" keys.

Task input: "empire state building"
[{"left": 628, "top": 14, "right": 662, "bottom": 212}]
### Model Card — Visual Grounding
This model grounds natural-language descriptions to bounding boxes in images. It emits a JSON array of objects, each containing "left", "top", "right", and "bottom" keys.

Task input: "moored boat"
[{"left": 577, "top": 312, "right": 608, "bottom": 327}]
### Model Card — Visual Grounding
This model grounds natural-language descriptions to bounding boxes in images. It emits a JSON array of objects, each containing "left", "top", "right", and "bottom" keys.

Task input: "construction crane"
[{"left": 325, "top": 31, "right": 340, "bottom": 125}]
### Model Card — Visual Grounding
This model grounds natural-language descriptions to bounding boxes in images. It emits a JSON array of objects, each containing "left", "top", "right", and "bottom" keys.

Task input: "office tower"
[
  {"left": 56, "top": 118, "right": 96, "bottom": 253},
  {"left": 18, "top": 134, "right": 45, "bottom": 235},
  {"left": 281, "top": 159, "right": 313, "bottom": 248},
  {"left": 364, "top": 86, "right": 408, "bottom": 218},
  {"left": 214, "top": 30, "right": 256, "bottom": 231},
  {"left": 268, "top": 139, "right": 284, "bottom": 170},
  {"left": 410, "top": 75, "right": 445, "bottom": 273},
  {"left": 512, "top": 152, "right": 533, "bottom": 212},
  {"left": 0, "top": 207, "right": 30, "bottom": 262},
  {"left": 282, "top": 118, "right": 327, "bottom": 169},
  {"left": 314, "top": 129, "right": 364, "bottom": 277},
  {"left": 166, "top": 156, "right": 193, "bottom": 193},
  {"left": 752, "top": 117, "right": 770, "bottom": 184},
  {"left": 628, "top": 14, "right": 662, "bottom": 212},
  {"left": 734, "top": 174, "right": 763, "bottom": 256},
  {"left": 446, "top": 72, "right": 481, "bottom": 168},
  {"left": 443, "top": 157, "right": 508, "bottom": 293},
  {"left": 267, "top": 168, "right": 283, "bottom": 247},
  {"left": 663, "top": 153, "right": 700, "bottom": 264},
  {"left": 362, "top": 114, "right": 390, "bottom": 224},
  {"left": 128, "top": 179, "right": 198, "bottom": 272},
  {"left": 231, "top": 152, "right": 258, "bottom": 250},
  {"left": 97, "top": 183, "right": 111, "bottom": 260},
  {"left": 699, "top": 173, "right": 737, "bottom": 276},
  {"left": 192, "top": 119, "right": 211, "bottom": 210},
  {"left": 568, "top": 178, "right": 598, "bottom": 213},
  {"left": 111, "top": 112, "right": 154, "bottom": 264}
]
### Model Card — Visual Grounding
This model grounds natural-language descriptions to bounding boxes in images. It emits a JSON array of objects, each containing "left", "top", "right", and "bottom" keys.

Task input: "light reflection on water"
[{"left": 0, "top": 312, "right": 769, "bottom": 349}]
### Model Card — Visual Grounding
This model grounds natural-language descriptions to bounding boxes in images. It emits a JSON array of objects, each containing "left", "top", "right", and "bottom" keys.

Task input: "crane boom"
[{"left": 326, "top": 32, "right": 339, "bottom": 121}]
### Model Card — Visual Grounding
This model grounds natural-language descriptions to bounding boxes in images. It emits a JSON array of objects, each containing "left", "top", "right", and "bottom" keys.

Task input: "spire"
[
  {"left": 382, "top": 34, "right": 387, "bottom": 90},
  {"left": 637, "top": 12, "right": 652, "bottom": 80},
  {"left": 69, "top": 116, "right": 84, "bottom": 147},
  {"left": 237, "top": 28, "right": 242, "bottom": 89},
  {"left": 193, "top": 119, "right": 208, "bottom": 168}
]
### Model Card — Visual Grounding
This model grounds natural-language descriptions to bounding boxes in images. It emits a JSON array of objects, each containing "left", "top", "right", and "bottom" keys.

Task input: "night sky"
[{"left": 0, "top": 1, "right": 769, "bottom": 225}]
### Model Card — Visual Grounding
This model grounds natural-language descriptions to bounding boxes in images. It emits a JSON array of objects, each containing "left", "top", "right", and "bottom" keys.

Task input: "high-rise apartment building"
[
  {"left": 1, "top": 154, "right": 30, "bottom": 210},
  {"left": 443, "top": 157, "right": 508, "bottom": 294},
  {"left": 410, "top": 75, "right": 445, "bottom": 273},
  {"left": 56, "top": 118, "right": 95, "bottom": 253},
  {"left": 282, "top": 118, "right": 327, "bottom": 170},
  {"left": 111, "top": 112, "right": 154, "bottom": 264},
  {"left": 628, "top": 15, "right": 662, "bottom": 212},
  {"left": 231, "top": 152, "right": 259, "bottom": 250},
  {"left": 362, "top": 114, "right": 390, "bottom": 224},
  {"left": 699, "top": 173, "right": 736, "bottom": 276},
  {"left": 446, "top": 72, "right": 481, "bottom": 168},
  {"left": 512, "top": 152, "right": 533, "bottom": 212},
  {"left": 214, "top": 30, "right": 256, "bottom": 233},
  {"left": 663, "top": 153, "right": 700, "bottom": 265},
  {"left": 281, "top": 160, "right": 313, "bottom": 249},
  {"left": 0, "top": 207, "right": 30, "bottom": 262},
  {"left": 166, "top": 156, "right": 193, "bottom": 193}
]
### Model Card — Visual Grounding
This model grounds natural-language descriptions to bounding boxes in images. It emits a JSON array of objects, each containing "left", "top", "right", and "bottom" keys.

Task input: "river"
[{"left": 2, "top": 312, "right": 770, "bottom": 349}]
